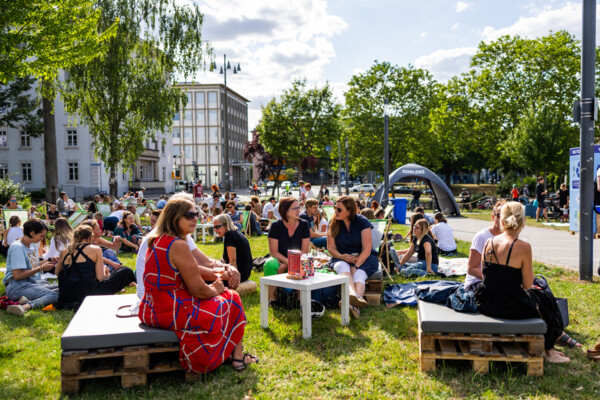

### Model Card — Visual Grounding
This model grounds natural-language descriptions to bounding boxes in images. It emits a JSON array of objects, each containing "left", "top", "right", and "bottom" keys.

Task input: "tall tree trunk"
[
  {"left": 43, "top": 80, "right": 58, "bottom": 203},
  {"left": 109, "top": 167, "right": 118, "bottom": 197}
]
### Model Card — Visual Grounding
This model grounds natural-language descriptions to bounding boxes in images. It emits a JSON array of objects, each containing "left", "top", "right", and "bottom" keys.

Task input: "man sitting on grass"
[
  {"left": 299, "top": 198, "right": 327, "bottom": 249},
  {"left": 3, "top": 219, "right": 59, "bottom": 317}
]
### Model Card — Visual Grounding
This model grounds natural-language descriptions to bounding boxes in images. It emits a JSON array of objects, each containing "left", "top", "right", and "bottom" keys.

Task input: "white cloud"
[
  {"left": 451, "top": 22, "right": 460, "bottom": 31},
  {"left": 190, "top": 0, "right": 348, "bottom": 129},
  {"left": 481, "top": 2, "right": 581, "bottom": 41},
  {"left": 456, "top": 1, "right": 469, "bottom": 13},
  {"left": 414, "top": 47, "right": 477, "bottom": 82},
  {"left": 420, "top": 32, "right": 428, "bottom": 38}
]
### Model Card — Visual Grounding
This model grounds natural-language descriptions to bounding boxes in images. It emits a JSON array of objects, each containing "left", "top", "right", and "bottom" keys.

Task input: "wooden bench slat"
[{"left": 439, "top": 339, "right": 457, "bottom": 355}]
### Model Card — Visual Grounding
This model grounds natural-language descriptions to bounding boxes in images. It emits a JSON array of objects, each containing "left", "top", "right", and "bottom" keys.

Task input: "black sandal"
[
  {"left": 231, "top": 352, "right": 259, "bottom": 372},
  {"left": 557, "top": 333, "right": 581, "bottom": 348}
]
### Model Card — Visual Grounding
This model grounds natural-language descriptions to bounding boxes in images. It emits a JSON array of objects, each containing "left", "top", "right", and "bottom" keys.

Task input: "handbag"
[{"left": 533, "top": 274, "right": 569, "bottom": 328}]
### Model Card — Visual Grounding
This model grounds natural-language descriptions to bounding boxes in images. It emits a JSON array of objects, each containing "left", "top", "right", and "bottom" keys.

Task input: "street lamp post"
[
  {"left": 212, "top": 55, "right": 242, "bottom": 192},
  {"left": 336, "top": 139, "right": 342, "bottom": 196},
  {"left": 345, "top": 138, "right": 349, "bottom": 195},
  {"left": 383, "top": 99, "right": 390, "bottom": 206}
]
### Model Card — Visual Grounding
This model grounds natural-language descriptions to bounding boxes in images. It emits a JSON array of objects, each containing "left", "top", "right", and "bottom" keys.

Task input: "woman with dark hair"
[
  {"left": 328, "top": 195, "right": 379, "bottom": 318},
  {"left": 140, "top": 197, "right": 257, "bottom": 373},
  {"left": 263, "top": 197, "right": 310, "bottom": 303},
  {"left": 430, "top": 212, "right": 457, "bottom": 255},
  {"left": 397, "top": 219, "right": 439, "bottom": 277},
  {"left": 55, "top": 225, "right": 135, "bottom": 310},
  {"left": 213, "top": 214, "right": 252, "bottom": 283},
  {"left": 113, "top": 211, "right": 142, "bottom": 252}
]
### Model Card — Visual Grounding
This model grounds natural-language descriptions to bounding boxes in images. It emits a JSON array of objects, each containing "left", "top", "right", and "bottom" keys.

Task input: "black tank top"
[
  {"left": 58, "top": 244, "right": 98, "bottom": 307},
  {"left": 474, "top": 238, "right": 538, "bottom": 319}
]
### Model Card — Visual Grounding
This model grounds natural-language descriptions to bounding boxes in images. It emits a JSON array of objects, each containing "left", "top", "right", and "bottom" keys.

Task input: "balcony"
[{"left": 140, "top": 149, "right": 160, "bottom": 159}]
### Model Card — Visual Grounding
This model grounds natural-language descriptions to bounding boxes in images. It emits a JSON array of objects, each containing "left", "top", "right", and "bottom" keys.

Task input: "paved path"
[{"left": 443, "top": 216, "right": 599, "bottom": 276}]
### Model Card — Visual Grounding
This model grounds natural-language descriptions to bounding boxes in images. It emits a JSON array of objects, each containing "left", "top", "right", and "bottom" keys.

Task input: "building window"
[
  {"left": 21, "top": 163, "right": 32, "bottom": 182},
  {"left": 185, "top": 92, "right": 192, "bottom": 108},
  {"left": 172, "top": 129, "right": 180, "bottom": 138},
  {"left": 209, "top": 127, "right": 218, "bottom": 143},
  {"left": 173, "top": 111, "right": 180, "bottom": 121},
  {"left": 196, "top": 127, "right": 206, "bottom": 143},
  {"left": 66, "top": 129, "right": 77, "bottom": 147},
  {"left": 208, "top": 110, "right": 218, "bottom": 125},
  {"left": 68, "top": 162, "right": 79, "bottom": 181},
  {"left": 20, "top": 131, "right": 31, "bottom": 148},
  {"left": 0, "top": 163, "right": 7, "bottom": 179},
  {"left": 208, "top": 92, "right": 217, "bottom": 108},
  {"left": 162, "top": 140, "right": 165, "bottom": 153},
  {"left": 173, "top": 145, "right": 181, "bottom": 157},
  {"left": 184, "top": 128, "right": 192, "bottom": 140},
  {"left": 0, "top": 130, "right": 7, "bottom": 148},
  {"left": 195, "top": 92, "right": 205, "bottom": 107},
  {"left": 184, "top": 145, "right": 193, "bottom": 158},
  {"left": 162, "top": 167, "right": 166, "bottom": 182},
  {"left": 184, "top": 110, "right": 192, "bottom": 122},
  {"left": 196, "top": 110, "right": 205, "bottom": 125}
]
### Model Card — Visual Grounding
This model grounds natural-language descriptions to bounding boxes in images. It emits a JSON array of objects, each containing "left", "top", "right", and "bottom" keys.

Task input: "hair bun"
[{"left": 504, "top": 215, "right": 519, "bottom": 230}]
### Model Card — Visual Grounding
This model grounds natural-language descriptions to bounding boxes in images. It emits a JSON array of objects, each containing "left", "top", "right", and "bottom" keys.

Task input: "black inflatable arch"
[{"left": 373, "top": 163, "right": 460, "bottom": 216}]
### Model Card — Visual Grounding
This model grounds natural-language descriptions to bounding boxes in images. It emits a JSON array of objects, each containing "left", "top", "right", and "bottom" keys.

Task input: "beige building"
[{"left": 173, "top": 83, "right": 250, "bottom": 189}]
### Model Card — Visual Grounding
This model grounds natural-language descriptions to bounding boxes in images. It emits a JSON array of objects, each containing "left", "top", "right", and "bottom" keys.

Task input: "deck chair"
[
  {"left": 383, "top": 204, "right": 395, "bottom": 220},
  {"left": 147, "top": 200, "right": 157, "bottom": 210},
  {"left": 136, "top": 205, "right": 150, "bottom": 217},
  {"left": 67, "top": 211, "right": 88, "bottom": 228},
  {"left": 2, "top": 208, "right": 29, "bottom": 229},
  {"left": 369, "top": 218, "right": 393, "bottom": 279},
  {"left": 322, "top": 205, "right": 335, "bottom": 221},
  {"left": 240, "top": 211, "right": 252, "bottom": 236},
  {"left": 96, "top": 203, "right": 112, "bottom": 219}
]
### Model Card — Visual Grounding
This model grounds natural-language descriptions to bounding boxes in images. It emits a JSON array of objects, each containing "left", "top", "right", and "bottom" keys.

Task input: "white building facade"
[
  {"left": 173, "top": 83, "right": 250, "bottom": 189},
  {"left": 0, "top": 77, "right": 173, "bottom": 200}
]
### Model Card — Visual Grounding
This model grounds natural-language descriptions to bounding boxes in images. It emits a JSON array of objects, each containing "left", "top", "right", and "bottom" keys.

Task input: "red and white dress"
[{"left": 139, "top": 234, "right": 246, "bottom": 373}]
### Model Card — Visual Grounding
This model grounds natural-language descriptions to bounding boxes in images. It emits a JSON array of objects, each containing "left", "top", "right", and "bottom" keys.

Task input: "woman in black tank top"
[
  {"left": 55, "top": 225, "right": 135, "bottom": 310},
  {"left": 474, "top": 202, "right": 575, "bottom": 364}
]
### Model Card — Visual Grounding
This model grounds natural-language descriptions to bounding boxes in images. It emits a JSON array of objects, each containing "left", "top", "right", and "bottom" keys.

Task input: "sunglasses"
[
  {"left": 10, "top": 199, "right": 16, "bottom": 202},
  {"left": 213, "top": 224, "right": 224, "bottom": 229},
  {"left": 183, "top": 211, "right": 200, "bottom": 220},
  {"left": 336, "top": 207, "right": 344, "bottom": 213},
  {"left": 493, "top": 213, "right": 501, "bottom": 218}
]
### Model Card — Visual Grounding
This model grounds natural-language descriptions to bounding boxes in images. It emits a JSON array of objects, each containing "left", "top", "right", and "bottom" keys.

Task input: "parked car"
[
  {"left": 350, "top": 184, "right": 376, "bottom": 193},
  {"left": 393, "top": 185, "right": 413, "bottom": 194},
  {"left": 281, "top": 181, "right": 292, "bottom": 188},
  {"left": 340, "top": 180, "right": 356, "bottom": 188},
  {"left": 266, "top": 181, "right": 275, "bottom": 189}
]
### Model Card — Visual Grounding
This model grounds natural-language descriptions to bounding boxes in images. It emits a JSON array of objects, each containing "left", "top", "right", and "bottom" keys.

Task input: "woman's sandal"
[
  {"left": 586, "top": 342, "right": 600, "bottom": 359},
  {"left": 557, "top": 333, "right": 582, "bottom": 348},
  {"left": 231, "top": 352, "right": 259, "bottom": 372}
]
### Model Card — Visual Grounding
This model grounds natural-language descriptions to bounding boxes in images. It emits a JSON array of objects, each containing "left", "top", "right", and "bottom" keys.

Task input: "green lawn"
[{"left": 1, "top": 225, "right": 599, "bottom": 399}]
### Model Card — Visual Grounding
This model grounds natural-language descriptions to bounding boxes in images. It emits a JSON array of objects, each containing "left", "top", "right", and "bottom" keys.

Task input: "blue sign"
[
  {"left": 319, "top": 169, "right": 324, "bottom": 178},
  {"left": 325, "top": 145, "right": 331, "bottom": 152},
  {"left": 341, "top": 172, "right": 346, "bottom": 180}
]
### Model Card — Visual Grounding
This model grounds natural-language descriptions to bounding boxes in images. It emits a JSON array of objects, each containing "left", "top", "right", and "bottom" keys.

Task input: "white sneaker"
[
  {"left": 18, "top": 296, "right": 29, "bottom": 305},
  {"left": 6, "top": 305, "right": 26, "bottom": 317}
]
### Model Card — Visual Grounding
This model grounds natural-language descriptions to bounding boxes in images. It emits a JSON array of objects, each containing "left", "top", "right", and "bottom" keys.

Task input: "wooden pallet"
[
  {"left": 61, "top": 342, "right": 200, "bottom": 393},
  {"left": 418, "top": 314, "right": 544, "bottom": 376}
]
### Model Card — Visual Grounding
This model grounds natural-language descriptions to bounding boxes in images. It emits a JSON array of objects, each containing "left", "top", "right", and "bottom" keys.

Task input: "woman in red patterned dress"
[{"left": 139, "top": 198, "right": 258, "bottom": 373}]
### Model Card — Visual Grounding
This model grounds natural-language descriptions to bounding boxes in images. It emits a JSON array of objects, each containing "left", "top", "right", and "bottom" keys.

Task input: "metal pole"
[
  {"left": 579, "top": 0, "right": 596, "bottom": 280},
  {"left": 384, "top": 99, "right": 389, "bottom": 206},
  {"left": 223, "top": 54, "right": 231, "bottom": 192},
  {"left": 345, "top": 138, "right": 349, "bottom": 195},
  {"left": 337, "top": 139, "right": 342, "bottom": 196}
]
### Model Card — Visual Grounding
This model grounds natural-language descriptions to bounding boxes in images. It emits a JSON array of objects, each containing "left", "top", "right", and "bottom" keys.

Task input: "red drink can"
[{"left": 287, "top": 250, "right": 302, "bottom": 279}]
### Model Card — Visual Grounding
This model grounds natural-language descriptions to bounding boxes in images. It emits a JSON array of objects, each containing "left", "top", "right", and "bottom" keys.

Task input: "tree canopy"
[{"left": 60, "top": 0, "right": 211, "bottom": 195}]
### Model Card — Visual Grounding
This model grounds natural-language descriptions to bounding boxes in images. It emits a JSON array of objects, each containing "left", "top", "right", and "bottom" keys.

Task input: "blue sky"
[{"left": 189, "top": 0, "right": 591, "bottom": 132}]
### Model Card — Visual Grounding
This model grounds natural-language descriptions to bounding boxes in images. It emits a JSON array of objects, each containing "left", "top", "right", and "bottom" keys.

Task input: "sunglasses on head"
[{"left": 183, "top": 211, "right": 199, "bottom": 220}]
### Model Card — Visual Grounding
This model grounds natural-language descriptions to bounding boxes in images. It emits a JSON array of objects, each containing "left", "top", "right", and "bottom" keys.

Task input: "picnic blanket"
[
  {"left": 383, "top": 280, "right": 462, "bottom": 308},
  {"left": 437, "top": 257, "right": 469, "bottom": 277}
]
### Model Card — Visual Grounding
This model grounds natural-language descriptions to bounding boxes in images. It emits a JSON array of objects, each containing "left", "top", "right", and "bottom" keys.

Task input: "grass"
[{"left": 1, "top": 225, "right": 600, "bottom": 399}]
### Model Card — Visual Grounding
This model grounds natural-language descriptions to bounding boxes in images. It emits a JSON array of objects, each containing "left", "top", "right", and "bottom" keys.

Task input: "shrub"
[
  {"left": 29, "top": 188, "right": 46, "bottom": 202},
  {"left": 0, "top": 176, "right": 27, "bottom": 205}
]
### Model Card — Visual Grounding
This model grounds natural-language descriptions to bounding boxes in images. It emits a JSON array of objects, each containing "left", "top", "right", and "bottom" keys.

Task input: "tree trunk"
[
  {"left": 271, "top": 166, "right": 282, "bottom": 197},
  {"left": 43, "top": 80, "right": 58, "bottom": 203},
  {"left": 109, "top": 167, "right": 118, "bottom": 197}
]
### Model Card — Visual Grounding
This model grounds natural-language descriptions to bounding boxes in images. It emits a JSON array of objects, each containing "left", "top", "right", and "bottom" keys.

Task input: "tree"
[
  {"left": 0, "top": 0, "right": 114, "bottom": 84},
  {"left": 257, "top": 79, "right": 341, "bottom": 193},
  {"left": 0, "top": 77, "right": 43, "bottom": 137},
  {"left": 60, "top": 0, "right": 211, "bottom": 196},
  {"left": 343, "top": 61, "right": 438, "bottom": 176},
  {"left": 243, "top": 131, "right": 275, "bottom": 181}
]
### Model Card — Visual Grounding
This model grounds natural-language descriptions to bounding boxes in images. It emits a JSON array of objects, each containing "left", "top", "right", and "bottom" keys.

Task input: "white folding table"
[
  {"left": 259, "top": 272, "right": 350, "bottom": 339},
  {"left": 193, "top": 223, "right": 213, "bottom": 243}
]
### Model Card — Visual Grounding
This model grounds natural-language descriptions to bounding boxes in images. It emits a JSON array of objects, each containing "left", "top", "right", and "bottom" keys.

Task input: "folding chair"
[
  {"left": 136, "top": 205, "right": 150, "bottom": 217},
  {"left": 241, "top": 211, "right": 252, "bottom": 236},
  {"left": 96, "top": 203, "right": 112, "bottom": 219},
  {"left": 147, "top": 200, "right": 157, "bottom": 211},
  {"left": 369, "top": 218, "right": 393, "bottom": 279},
  {"left": 383, "top": 204, "right": 395, "bottom": 220},
  {"left": 2, "top": 209, "right": 29, "bottom": 229},
  {"left": 67, "top": 211, "right": 88, "bottom": 228},
  {"left": 322, "top": 205, "right": 335, "bottom": 221}
]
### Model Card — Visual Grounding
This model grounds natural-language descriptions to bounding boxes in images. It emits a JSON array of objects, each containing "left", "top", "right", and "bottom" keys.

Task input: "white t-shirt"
[
  {"left": 464, "top": 227, "right": 494, "bottom": 288},
  {"left": 44, "top": 237, "right": 67, "bottom": 260},
  {"left": 318, "top": 218, "right": 329, "bottom": 232},
  {"left": 136, "top": 229, "right": 197, "bottom": 299},
  {"left": 304, "top": 189, "right": 317, "bottom": 199},
  {"left": 273, "top": 203, "right": 281, "bottom": 219},
  {"left": 262, "top": 202, "right": 275, "bottom": 218},
  {"left": 109, "top": 210, "right": 124, "bottom": 220},
  {"left": 431, "top": 222, "right": 456, "bottom": 251},
  {"left": 6, "top": 227, "right": 24, "bottom": 246}
]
